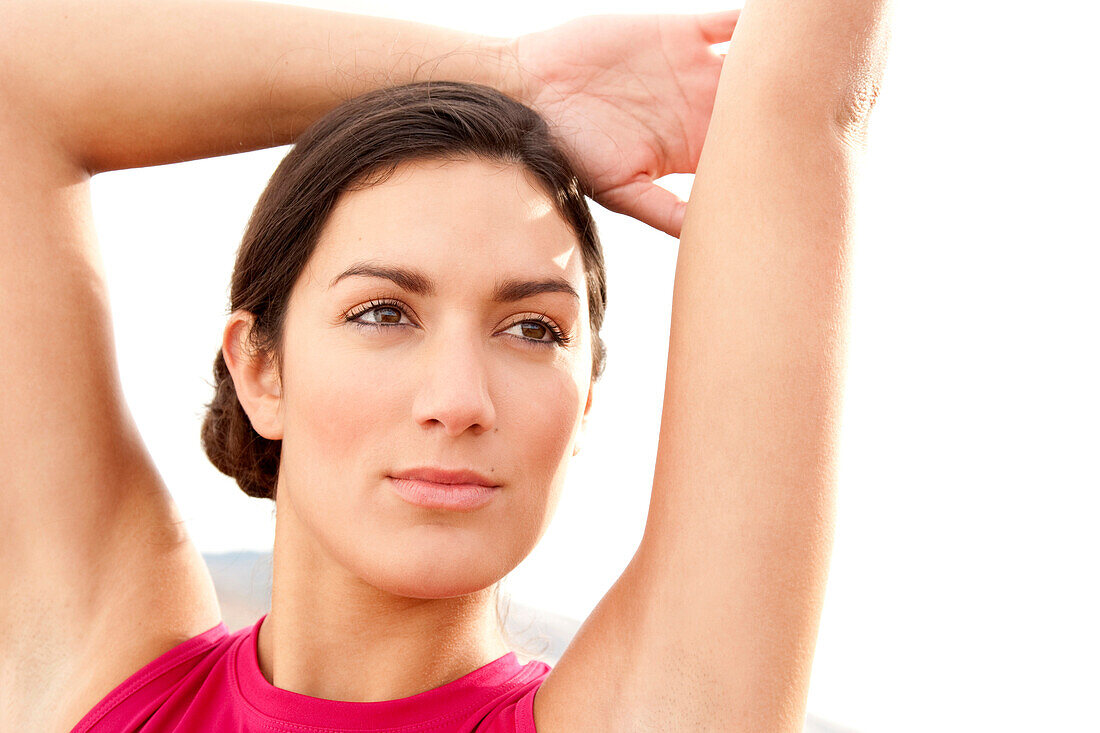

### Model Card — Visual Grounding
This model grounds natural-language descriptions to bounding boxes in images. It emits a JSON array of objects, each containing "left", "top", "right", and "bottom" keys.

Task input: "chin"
[
  {"left": 345, "top": 530, "right": 515, "bottom": 600},
  {"left": 371, "top": 561, "right": 502, "bottom": 600}
]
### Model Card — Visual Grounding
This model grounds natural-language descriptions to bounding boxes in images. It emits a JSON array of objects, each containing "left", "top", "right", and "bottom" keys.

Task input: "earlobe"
[{"left": 222, "top": 311, "right": 284, "bottom": 440}]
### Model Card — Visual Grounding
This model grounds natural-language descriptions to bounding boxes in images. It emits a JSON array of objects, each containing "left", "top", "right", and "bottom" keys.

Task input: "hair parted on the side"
[{"left": 200, "top": 80, "right": 608, "bottom": 502}]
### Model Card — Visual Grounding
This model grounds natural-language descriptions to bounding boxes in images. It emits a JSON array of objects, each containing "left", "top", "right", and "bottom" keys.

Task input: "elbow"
[
  {"left": 831, "top": 22, "right": 893, "bottom": 149},
  {"left": 831, "top": 72, "right": 884, "bottom": 149}
]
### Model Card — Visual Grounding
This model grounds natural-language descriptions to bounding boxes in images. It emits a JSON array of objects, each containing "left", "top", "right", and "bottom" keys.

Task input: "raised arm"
[
  {"left": 0, "top": 3, "right": 732, "bottom": 729},
  {"left": 0, "top": 1, "right": 733, "bottom": 236},
  {"left": 532, "top": 0, "right": 892, "bottom": 730},
  {"left": 0, "top": 0, "right": 520, "bottom": 174},
  {"left": 0, "top": 4, "right": 521, "bottom": 728}
]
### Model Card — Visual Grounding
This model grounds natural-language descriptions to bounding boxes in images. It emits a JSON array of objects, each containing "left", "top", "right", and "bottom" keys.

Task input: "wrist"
[
  {"left": 491, "top": 37, "right": 533, "bottom": 106},
  {"left": 396, "top": 33, "right": 531, "bottom": 107}
]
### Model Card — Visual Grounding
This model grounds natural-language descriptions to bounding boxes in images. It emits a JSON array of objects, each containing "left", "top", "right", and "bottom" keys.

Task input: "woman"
[{"left": 0, "top": 0, "right": 890, "bottom": 731}]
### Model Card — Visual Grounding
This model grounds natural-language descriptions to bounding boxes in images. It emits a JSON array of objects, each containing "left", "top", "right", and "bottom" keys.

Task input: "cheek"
[
  {"left": 286, "top": 341, "right": 404, "bottom": 448},
  {"left": 283, "top": 332, "right": 585, "bottom": 468},
  {"left": 492, "top": 367, "right": 584, "bottom": 555},
  {"left": 497, "top": 364, "right": 584, "bottom": 479},
  {"left": 276, "top": 344, "right": 411, "bottom": 563}
]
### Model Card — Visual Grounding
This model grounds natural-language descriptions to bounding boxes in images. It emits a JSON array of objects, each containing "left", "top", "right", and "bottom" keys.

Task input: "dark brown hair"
[{"left": 200, "top": 80, "right": 607, "bottom": 501}]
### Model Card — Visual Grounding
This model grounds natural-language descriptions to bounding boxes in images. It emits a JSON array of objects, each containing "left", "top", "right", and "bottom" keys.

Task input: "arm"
[
  {"left": 0, "top": 4, "right": 515, "bottom": 728},
  {"left": 0, "top": 3, "right": 519, "bottom": 727},
  {"left": 533, "top": 0, "right": 892, "bottom": 730},
  {"left": 0, "top": 0, "right": 731, "bottom": 236},
  {"left": 0, "top": 3, "right": 590, "bottom": 729},
  {"left": 0, "top": 2, "right": 728, "bottom": 727},
  {"left": 0, "top": 0, "right": 519, "bottom": 174}
]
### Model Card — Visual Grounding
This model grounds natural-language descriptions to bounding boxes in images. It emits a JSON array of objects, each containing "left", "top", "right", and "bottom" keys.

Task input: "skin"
[
  {"left": 2, "top": 1, "right": 892, "bottom": 728},
  {"left": 223, "top": 156, "right": 595, "bottom": 702}
]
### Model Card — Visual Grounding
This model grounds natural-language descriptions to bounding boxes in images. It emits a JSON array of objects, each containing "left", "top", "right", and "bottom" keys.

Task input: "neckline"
[{"left": 232, "top": 614, "right": 527, "bottom": 728}]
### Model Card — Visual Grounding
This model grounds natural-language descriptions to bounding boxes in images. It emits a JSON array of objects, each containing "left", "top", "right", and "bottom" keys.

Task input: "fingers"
[
  {"left": 599, "top": 180, "right": 686, "bottom": 240},
  {"left": 696, "top": 9, "right": 741, "bottom": 45}
]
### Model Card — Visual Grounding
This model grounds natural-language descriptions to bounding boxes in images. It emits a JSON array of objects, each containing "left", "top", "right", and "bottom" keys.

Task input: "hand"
[{"left": 509, "top": 10, "right": 739, "bottom": 239}]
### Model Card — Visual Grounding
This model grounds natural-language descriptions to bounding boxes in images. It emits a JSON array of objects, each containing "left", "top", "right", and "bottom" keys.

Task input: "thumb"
[
  {"left": 695, "top": 9, "right": 741, "bottom": 44},
  {"left": 597, "top": 180, "right": 686, "bottom": 240}
]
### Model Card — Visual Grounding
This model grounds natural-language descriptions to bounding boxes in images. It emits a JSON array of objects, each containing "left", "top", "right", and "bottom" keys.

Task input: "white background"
[{"left": 88, "top": 1, "right": 1099, "bottom": 731}]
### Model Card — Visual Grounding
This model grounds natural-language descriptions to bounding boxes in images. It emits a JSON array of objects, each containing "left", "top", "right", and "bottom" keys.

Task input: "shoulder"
[
  {"left": 468, "top": 657, "right": 552, "bottom": 733},
  {"left": 65, "top": 619, "right": 239, "bottom": 733}
]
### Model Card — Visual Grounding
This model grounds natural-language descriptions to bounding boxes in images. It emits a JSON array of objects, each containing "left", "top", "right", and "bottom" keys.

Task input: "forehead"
[{"left": 302, "top": 158, "right": 585, "bottom": 294}]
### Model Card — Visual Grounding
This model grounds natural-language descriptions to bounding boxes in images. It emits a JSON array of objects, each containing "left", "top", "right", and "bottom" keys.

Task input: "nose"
[{"left": 410, "top": 324, "right": 496, "bottom": 437}]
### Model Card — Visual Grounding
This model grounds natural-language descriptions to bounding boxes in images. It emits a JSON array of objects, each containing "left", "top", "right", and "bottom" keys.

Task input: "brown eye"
[
  {"left": 502, "top": 317, "right": 566, "bottom": 348},
  {"left": 346, "top": 299, "right": 415, "bottom": 330},
  {"left": 520, "top": 322, "right": 548, "bottom": 340},
  {"left": 370, "top": 306, "right": 402, "bottom": 324}
]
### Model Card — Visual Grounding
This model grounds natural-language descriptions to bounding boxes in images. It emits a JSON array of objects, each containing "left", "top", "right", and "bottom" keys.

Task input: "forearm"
[{"left": 0, "top": 0, "right": 520, "bottom": 174}]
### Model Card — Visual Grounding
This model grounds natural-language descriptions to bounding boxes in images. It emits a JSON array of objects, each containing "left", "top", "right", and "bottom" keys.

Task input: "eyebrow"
[{"left": 328, "top": 261, "right": 581, "bottom": 303}]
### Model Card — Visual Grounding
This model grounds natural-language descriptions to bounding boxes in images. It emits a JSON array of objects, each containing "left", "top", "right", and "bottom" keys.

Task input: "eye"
[
  {"left": 501, "top": 316, "right": 570, "bottom": 348},
  {"left": 345, "top": 299, "right": 415, "bottom": 331},
  {"left": 344, "top": 300, "right": 573, "bottom": 349}
]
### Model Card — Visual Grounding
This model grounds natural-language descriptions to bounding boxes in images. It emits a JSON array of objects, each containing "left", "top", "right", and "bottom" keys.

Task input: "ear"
[
  {"left": 572, "top": 380, "right": 594, "bottom": 457},
  {"left": 221, "top": 310, "right": 284, "bottom": 440}
]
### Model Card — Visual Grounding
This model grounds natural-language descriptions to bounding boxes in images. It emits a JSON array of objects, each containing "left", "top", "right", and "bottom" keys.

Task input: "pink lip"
[
  {"left": 387, "top": 476, "right": 499, "bottom": 512},
  {"left": 390, "top": 467, "right": 499, "bottom": 488}
]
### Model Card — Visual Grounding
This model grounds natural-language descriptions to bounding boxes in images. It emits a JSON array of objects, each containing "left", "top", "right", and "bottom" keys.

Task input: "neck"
[{"left": 257, "top": 496, "right": 512, "bottom": 702}]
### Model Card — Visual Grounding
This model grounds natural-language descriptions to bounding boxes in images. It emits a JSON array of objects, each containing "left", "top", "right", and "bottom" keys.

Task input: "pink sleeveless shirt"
[{"left": 71, "top": 614, "right": 552, "bottom": 732}]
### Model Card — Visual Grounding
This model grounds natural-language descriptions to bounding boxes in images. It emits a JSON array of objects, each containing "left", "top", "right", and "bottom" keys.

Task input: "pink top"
[{"left": 71, "top": 614, "right": 552, "bottom": 732}]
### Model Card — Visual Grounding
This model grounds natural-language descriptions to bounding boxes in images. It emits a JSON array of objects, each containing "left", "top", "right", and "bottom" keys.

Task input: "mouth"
[
  {"left": 389, "top": 466, "right": 499, "bottom": 488},
  {"left": 387, "top": 475, "right": 500, "bottom": 512}
]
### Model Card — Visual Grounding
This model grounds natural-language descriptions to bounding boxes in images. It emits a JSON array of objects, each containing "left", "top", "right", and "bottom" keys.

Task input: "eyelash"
[{"left": 344, "top": 298, "right": 574, "bottom": 348}]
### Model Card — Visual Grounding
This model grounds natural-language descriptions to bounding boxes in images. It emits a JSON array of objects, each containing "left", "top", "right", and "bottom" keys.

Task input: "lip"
[
  {"left": 390, "top": 467, "right": 499, "bottom": 488},
  {"left": 387, "top": 476, "right": 499, "bottom": 512}
]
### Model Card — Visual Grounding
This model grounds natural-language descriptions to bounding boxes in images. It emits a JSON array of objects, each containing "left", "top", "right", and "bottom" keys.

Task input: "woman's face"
[{"left": 266, "top": 157, "right": 593, "bottom": 599}]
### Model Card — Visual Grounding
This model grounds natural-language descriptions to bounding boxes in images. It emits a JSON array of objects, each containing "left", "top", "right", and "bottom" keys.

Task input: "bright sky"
[{"left": 88, "top": 1, "right": 1099, "bottom": 731}]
